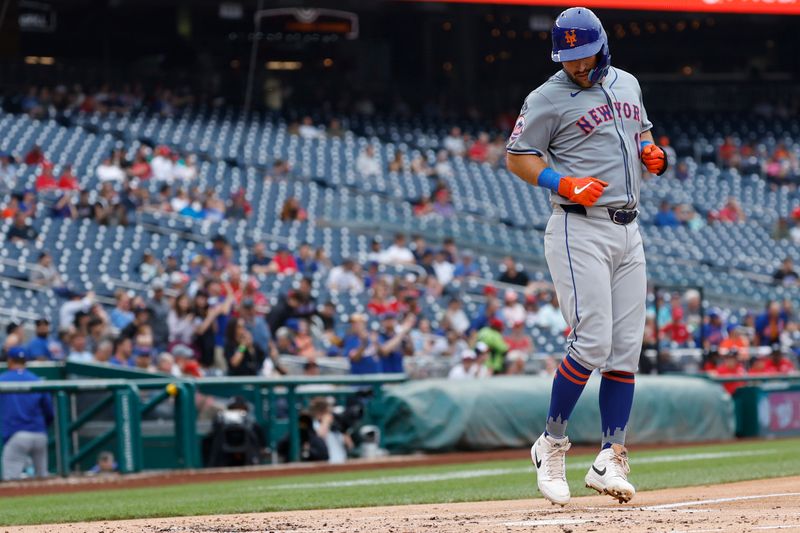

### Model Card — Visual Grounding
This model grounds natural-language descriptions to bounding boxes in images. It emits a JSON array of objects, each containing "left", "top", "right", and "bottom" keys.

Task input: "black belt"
[{"left": 561, "top": 204, "right": 639, "bottom": 225}]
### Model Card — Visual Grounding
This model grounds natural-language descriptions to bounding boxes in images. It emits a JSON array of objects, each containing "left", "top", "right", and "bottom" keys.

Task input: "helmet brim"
[{"left": 551, "top": 39, "right": 603, "bottom": 63}]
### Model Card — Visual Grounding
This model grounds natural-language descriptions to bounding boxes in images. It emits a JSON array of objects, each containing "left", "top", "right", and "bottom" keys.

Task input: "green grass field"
[{"left": 3, "top": 438, "right": 800, "bottom": 526}]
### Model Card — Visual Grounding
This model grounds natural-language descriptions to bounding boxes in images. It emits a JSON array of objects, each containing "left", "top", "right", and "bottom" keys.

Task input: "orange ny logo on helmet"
[{"left": 565, "top": 30, "right": 577, "bottom": 47}]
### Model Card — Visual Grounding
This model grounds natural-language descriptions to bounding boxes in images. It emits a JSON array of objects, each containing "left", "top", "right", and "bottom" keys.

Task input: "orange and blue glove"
[
  {"left": 538, "top": 167, "right": 609, "bottom": 207},
  {"left": 640, "top": 141, "right": 668, "bottom": 175}
]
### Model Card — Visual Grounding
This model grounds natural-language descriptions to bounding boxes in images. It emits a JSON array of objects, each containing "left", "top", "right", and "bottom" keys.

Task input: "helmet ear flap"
[{"left": 588, "top": 42, "right": 611, "bottom": 84}]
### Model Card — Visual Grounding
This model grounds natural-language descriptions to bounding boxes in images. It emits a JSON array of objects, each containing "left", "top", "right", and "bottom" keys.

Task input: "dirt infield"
[{"left": 16, "top": 475, "right": 800, "bottom": 532}]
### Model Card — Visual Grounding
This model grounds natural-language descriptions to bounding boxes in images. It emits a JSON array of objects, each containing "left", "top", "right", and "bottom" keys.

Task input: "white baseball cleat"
[
  {"left": 584, "top": 443, "right": 636, "bottom": 503},
  {"left": 531, "top": 433, "right": 572, "bottom": 506}
]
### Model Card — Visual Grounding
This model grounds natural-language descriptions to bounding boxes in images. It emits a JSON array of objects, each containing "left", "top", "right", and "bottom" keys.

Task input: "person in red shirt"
[
  {"left": 763, "top": 344, "right": 797, "bottom": 374},
  {"left": 34, "top": 163, "right": 58, "bottom": 191},
  {"left": 267, "top": 248, "right": 298, "bottom": 275},
  {"left": 715, "top": 197, "right": 746, "bottom": 223},
  {"left": 659, "top": 307, "right": 691, "bottom": 346},
  {"left": 57, "top": 165, "right": 80, "bottom": 190},
  {"left": 468, "top": 132, "right": 490, "bottom": 163},
  {"left": 504, "top": 320, "right": 534, "bottom": 355},
  {"left": 367, "top": 278, "right": 400, "bottom": 316},
  {"left": 715, "top": 351, "right": 746, "bottom": 394},
  {"left": 24, "top": 145, "right": 44, "bottom": 166}
]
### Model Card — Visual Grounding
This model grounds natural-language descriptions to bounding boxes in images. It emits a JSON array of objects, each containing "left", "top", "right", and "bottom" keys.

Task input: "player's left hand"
[{"left": 641, "top": 144, "right": 667, "bottom": 175}]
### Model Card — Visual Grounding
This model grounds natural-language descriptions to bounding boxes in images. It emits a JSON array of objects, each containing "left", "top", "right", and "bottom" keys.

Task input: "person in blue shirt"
[
  {"left": 376, "top": 312, "right": 415, "bottom": 374},
  {"left": 0, "top": 347, "right": 54, "bottom": 480},
  {"left": 341, "top": 314, "right": 381, "bottom": 374},
  {"left": 26, "top": 318, "right": 56, "bottom": 360},
  {"left": 453, "top": 250, "right": 480, "bottom": 279},
  {"left": 653, "top": 200, "right": 680, "bottom": 228}
]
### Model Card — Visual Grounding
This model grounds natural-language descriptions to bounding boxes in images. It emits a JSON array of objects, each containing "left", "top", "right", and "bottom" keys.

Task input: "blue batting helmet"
[{"left": 551, "top": 7, "right": 611, "bottom": 84}]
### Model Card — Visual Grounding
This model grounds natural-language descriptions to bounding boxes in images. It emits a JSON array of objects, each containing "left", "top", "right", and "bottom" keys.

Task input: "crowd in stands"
[{"left": 641, "top": 288, "right": 799, "bottom": 391}]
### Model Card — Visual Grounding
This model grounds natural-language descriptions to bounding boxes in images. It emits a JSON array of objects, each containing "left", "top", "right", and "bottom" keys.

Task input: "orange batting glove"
[
  {"left": 641, "top": 143, "right": 668, "bottom": 175},
  {"left": 558, "top": 176, "right": 609, "bottom": 207}
]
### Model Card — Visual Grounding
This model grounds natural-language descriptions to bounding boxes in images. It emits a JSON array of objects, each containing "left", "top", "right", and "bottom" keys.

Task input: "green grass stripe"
[{"left": 2, "top": 438, "right": 799, "bottom": 526}]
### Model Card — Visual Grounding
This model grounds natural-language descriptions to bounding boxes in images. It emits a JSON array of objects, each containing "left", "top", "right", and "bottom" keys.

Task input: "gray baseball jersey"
[
  {"left": 507, "top": 66, "right": 653, "bottom": 377},
  {"left": 507, "top": 66, "right": 653, "bottom": 209}
]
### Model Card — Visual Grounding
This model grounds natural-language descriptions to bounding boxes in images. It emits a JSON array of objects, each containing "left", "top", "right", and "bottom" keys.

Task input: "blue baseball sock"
[
  {"left": 599, "top": 371, "right": 635, "bottom": 449},
  {"left": 545, "top": 354, "right": 592, "bottom": 439}
]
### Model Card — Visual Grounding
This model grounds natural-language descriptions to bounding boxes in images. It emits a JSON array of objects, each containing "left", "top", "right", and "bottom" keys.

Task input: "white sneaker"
[
  {"left": 531, "top": 433, "right": 571, "bottom": 506},
  {"left": 584, "top": 444, "right": 636, "bottom": 503}
]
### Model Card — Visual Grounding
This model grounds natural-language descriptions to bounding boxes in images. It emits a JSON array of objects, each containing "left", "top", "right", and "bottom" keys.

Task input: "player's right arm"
[{"left": 506, "top": 91, "right": 607, "bottom": 207}]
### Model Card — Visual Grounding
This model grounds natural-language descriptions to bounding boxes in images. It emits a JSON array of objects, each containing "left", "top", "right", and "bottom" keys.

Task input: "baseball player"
[{"left": 505, "top": 7, "right": 667, "bottom": 505}]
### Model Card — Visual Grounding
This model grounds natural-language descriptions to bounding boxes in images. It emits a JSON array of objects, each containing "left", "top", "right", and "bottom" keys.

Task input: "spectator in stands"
[
  {"left": 715, "top": 351, "right": 746, "bottom": 394},
  {"left": 265, "top": 289, "right": 302, "bottom": 334},
  {"left": 29, "top": 252, "right": 65, "bottom": 291},
  {"left": 434, "top": 150, "right": 454, "bottom": 179},
  {"left": 763, "top": 344, "right": 797, "bottom": 374},
  {"left": 96, "top": 155, "right": 125, "bottom": 183},
  {"left": 224, "top": 317, "right": 265, "bottom": 376},
  {"left": 0, "top": 347, "right": 53, "bottom": 481},
  {"left": 267, "top": 247, "right": 298, "bottom": 275},
  {"left": 93, "top": 339, "right": 113, "bottom": 364},
  {"left": 327, "top": 258, "right": 364, "bottom": 293},
  {"left": 501, "top": 290, "right": 526, "bottom": 327},
  {"left": 535, "top": 291, "right": 567, "bottom": 335},
  {"left": 240, "top": 298, "right": 276, "bottom": 356},
  {"left": 88, "top": 451, "right": 118, "bottom": 475},
  {"left": 367, "top": 278, "right": 400, "bottom": 316},
  {"left": 378, "top": 233, "right": 415, "bottom": 265},
  {"left": 75, "top": 190, "right": 93, "bottom": 219},
  {"left": 653, "top": 200, "right": 680, "bottom": 227},
  {"left": 273, "top": 327, "right": 297, "bottom": 357},
  {"left": 524, "top": 293, "right": 540, "bottom": 327},
  {"left": 699, "top": 309, "right": 727, "bottom": 350},
  {"left": 279, "top": 196, "right": 306, "bottom": 222},
  {"left": 410, "top": 153, "right": 434, "bottom": 177},
  {"left": 27, "top": 318, "right": 60, "bottom": 361},
  {"left": 660, "top": 307, "right": 692, "bottom": 347},
  {"left": 377, "top": 312, "right": 415, "bottom": 373},
  {"left": 0, "top": 153, "right": 17, "bottom": 192},
  {"left": 409, "top": 318, "right": 448, "bottom": 357},
  {"left": 167, "top": 292, "right": 195, "bottom": 348},
  {"left": 773, "top": 257, "right": 799, "bottom": 287},
  {"left": 413, "top": 195, "right": 434, "bottom": 217},
  {"left": 432, "top": 189, "right": 455, "bottom": 217},
  {"left": 247, "top": 242, "right": 272, "bottom": 276},
  {"left": 448, "top": 348, "right": 479, "bottom": 380},
  {"left": 718, "top": 136, "right": 740, "bottom": 170},
  {"left": 146, "top": 281, "right": 170, "bottom": 351},
  {"left": 675, "top": 203, "right": 705, "bottom": 231},
  {"left": 714, "top": 196, "right": 746, "bottom": 223},
  {"left": 441, "top": 298, "right": 470, "bottom": 335},
  {"left": 504, "top": 320, "right": 534, "bottom": 358},
  {"left": 57, "top": 165, "right": 80, "bottom": 191},
  {"left": 342, "top": 313, "right": 380, "bottom": 374},
  {"left": 66, "top": 331, "right": 93, "bottom": 362},
  {"left": 19, "top": 190, "right": 37, "bottom": 218},
  {"left": 388, "top": 150, "right": 406, "bottom": 173},
  {"left": 6, "top": 212, "right": 38, "bottom": 243},
  {"left": 292, "top": 318, "right": 319, "bottom": 360},
  {"left": 295, "top": 243, "right": 317, "bottom": 275},
  {"left": 468, "top": 132, "right": 490, "bottom": 162},
  {"left": 443, "top": 127, "right": 466, "bottom": 157},
  {"left": 34, "top": 163, "right": 58, "bottom": 192},
  {"left": 110, "top": 290, "right": 134, "bottom": 330},
  {"left": 0, "top": 196, "right": 19, "bottom": 219},
  {"left": 3, "top": 322, "right": 24, "bottom": 355},
  {"left": 498, "top": 256, "right": 529, "bottom": 287},
  {"left": 50, "top": 191, "right": 77, "bottom": 219},
  {"left": 150, "top": 146, "right": 174, "bottom": 183},
  {"left": 356, "top": 145, "right": 381, "bottom": 178},
  {"left": 453, "top": 250, "right": 479, "bottom": 279},
  {"left": 719, "top": 325, "right": 751, "bottom": 361},
  {"left": 472, "top": 341, "right": 494, "bottom": 377},
  {"left": 192, "top": 289, "right": 230, "bottom": 370},
  {"left": 755, "top": 301, "right": 787, "bottom": 346},
  {"left": 476, "top": 318, "right": 508, "bottom": 374},
  {"left": 226, "top": 190, "right": 251, "bottom": 219},
  {"left": 432, "top": 249, "right": 455, "bottom": 286},
  {"left": 23, "top": 145, "right": 45, "bottom": 166},
  {"left": 109, "top": 337, "right": 133, "bottom": 366},
  {"left": 128, "top": 151, "right": 152, "bottom": 181},
  {"left": 298, "top": 116, "right": 323, "bottom": 140}
]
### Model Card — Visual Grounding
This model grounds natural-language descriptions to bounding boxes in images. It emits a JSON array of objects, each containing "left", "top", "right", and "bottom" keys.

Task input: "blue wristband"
[
  {"left": 537, "top": 167, "right": 563, "bottom": 193},
  {"left": 640, "top": 140, "right": 654, "bottom": 151}
]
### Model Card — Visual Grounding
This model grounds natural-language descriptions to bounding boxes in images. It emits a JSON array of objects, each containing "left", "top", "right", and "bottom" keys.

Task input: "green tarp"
[{"left": 370, "top": 375, "right": 735, "bottom": 453}]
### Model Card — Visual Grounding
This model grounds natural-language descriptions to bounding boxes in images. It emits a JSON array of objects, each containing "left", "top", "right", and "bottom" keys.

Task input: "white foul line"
[
  {"left": 257, "top": 449, "right": 777, "bottom": 491},
  {"left": 639, "top": 492, "right": 800, "bottom": 510}
]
